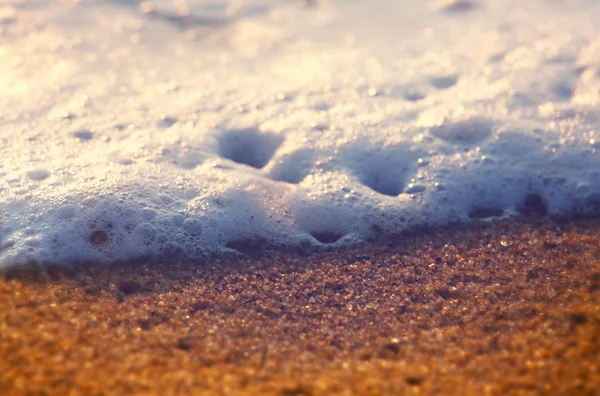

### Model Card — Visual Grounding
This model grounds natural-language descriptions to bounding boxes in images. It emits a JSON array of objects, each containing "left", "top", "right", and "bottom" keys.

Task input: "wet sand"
[{"left": 1, "top": 219, "right": 599, "bottom": 395}]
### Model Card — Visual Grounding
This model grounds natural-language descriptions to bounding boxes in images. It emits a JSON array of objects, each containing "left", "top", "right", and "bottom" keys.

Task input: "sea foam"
[{"left": 2, "top": 0, "right": 600, "bottom": 267}]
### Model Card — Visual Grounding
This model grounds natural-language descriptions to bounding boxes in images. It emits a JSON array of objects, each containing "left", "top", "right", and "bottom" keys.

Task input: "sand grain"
[{"left": 1, "top": 220, "right": 599, "bottom": 395}]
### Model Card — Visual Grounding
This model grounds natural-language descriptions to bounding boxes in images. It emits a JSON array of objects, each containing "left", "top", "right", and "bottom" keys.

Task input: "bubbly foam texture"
[{"left": 2, "top": 0, "right": 600, "bottom": 267}]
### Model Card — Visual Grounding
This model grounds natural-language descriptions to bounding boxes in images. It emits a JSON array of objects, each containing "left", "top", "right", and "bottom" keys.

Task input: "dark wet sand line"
[{"left": 1, "top": 219, "right": 599, "bottom": 395}]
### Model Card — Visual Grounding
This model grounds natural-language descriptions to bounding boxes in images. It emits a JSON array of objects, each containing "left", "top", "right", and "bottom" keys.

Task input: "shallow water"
[{"left": 2, "top": 0, "right": 600, "bottom": 266}]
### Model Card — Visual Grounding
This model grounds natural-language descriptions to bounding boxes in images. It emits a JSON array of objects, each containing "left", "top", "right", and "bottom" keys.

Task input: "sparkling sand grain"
[{"left": 1, "top": 220, "right": 599, "bottom": 395}]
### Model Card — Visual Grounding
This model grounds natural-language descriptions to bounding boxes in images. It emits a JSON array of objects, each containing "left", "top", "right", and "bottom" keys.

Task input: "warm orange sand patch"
[{"left": 1, "top": 220, "right": 599, "bottom": 395}]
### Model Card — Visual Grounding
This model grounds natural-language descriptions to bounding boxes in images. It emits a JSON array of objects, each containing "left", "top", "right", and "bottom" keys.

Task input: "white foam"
[{"left": 2, "top": 0, "right": 600, "bottom": 267}]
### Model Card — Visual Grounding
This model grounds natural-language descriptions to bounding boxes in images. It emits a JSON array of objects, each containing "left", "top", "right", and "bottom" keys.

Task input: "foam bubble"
[
  {"left": 56, "top": 205, "right": 76, "bottom": 220},
  {"left": 182, "top": 218, "right": 203, "bottom": 236},
  {"left": 2, "top": 0, "right": 600, "bottom": 267}
]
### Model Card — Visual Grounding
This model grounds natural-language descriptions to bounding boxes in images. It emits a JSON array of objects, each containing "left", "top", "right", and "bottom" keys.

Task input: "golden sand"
[{"left": 1, "top": 219, "right": 599, "bottom": 395}]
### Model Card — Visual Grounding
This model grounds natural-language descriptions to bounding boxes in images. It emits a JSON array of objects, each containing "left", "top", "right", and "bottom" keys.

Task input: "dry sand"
[{"left": 1, "top": 219, "right": 599, "bottom": 395}]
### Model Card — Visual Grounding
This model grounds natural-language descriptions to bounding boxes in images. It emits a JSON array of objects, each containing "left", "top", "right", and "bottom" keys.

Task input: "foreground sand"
[{"left": 1, "top": 219, "right": 599, "bottom": 395}]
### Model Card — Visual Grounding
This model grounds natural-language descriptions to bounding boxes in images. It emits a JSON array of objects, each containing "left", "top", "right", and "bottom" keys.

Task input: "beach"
[
  {"left": 3, "top": 1, "right": 600, "bottom": 394},
  {"left": 2, "top": 219, "right": 599, "bottom": 395}
]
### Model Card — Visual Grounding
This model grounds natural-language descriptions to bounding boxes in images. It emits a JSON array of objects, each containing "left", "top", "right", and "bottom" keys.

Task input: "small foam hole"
[
  {"left": 219, "top": 128, "right": 283, "bottom": 169},
  {"left": 360, "top": 169, "right": 407, "bottom": 197},
  {"left": 310, "top": 231, "right": 344, "bottom": 244}
]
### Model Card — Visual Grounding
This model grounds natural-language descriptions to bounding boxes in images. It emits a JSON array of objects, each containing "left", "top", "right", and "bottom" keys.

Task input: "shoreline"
[{"left": 1, "top": 219, "right": 599, "bottom": 394}]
